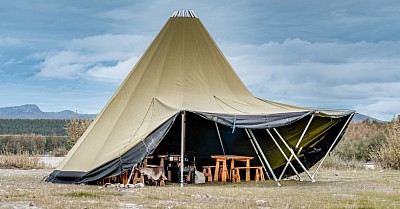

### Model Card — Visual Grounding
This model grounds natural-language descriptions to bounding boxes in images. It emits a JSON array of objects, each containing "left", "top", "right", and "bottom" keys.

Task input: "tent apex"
[{"left": 171, "top": 10, "right": 198, "bottom": 18}]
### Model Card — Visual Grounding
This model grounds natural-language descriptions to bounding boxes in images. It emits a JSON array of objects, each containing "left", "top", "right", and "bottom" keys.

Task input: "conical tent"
[{"left": 47, "top": 10, "right": 354, "bottom": 184}]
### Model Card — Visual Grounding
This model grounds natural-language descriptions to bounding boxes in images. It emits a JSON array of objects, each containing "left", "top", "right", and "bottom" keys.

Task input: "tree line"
[
  {"left": 0, "top": 117, "right": 92, "bottom": 156},
  {"left": 0, "top": 119, "right": 67, "bottom": 136}
]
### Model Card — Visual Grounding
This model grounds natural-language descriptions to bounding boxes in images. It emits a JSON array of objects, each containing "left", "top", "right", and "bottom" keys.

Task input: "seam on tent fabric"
[
  {"left": 256, "top": 97, "right": 292, "bottom": 110},
  {"left": 214, "top": 96, "right": 248, "bottom": 114},
  {"left": 127, "top": 98, "right": 155, "bottom": 145}
]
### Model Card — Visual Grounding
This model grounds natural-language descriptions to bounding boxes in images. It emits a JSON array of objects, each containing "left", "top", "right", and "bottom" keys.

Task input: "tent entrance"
[{"left": 150, "top": 112, "right": 261, "bottom": 173}]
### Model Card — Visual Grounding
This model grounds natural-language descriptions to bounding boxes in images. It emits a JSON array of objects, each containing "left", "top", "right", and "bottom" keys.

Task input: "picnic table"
[{"left": 211, "top": 155, "right": 254, "bottom": 182}]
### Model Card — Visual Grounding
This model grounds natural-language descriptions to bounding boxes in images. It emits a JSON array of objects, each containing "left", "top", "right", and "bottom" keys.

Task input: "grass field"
[{"left": 0, "top": 168, "right": 399, "bottom": 209}]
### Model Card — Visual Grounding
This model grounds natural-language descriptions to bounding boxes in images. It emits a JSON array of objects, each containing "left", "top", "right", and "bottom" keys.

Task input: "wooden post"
[{"left": 180, "top": 111, "right": 186, "bottom": 187}]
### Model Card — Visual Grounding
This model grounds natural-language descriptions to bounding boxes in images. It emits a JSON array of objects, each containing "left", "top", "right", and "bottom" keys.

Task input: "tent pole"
[
  {"left": 311, "top": 113, "right": 354, "bottom": 178},
  {"left": 265, "top": 129, "right": 302, "bottom": 181},
  {"left": 248, "top": 129, "right": 281, "bottom": 187},
  {"left": 180, "top": 111, "right": 186, "bottom": 187},
  {"left": 127, "top": 163, "right": 138, "bottom": 185},
  {"left": 245, "top": 129, "right": 270, "bottom": 180},
  {"left": 215, "top": 122, "right": 226, "bottom": 155},
  {"left": 272, "top": 128, "right": 315, "bottom": 182},
  {"left": 278, "top": 114, "right": 314, "bottom": 180}
]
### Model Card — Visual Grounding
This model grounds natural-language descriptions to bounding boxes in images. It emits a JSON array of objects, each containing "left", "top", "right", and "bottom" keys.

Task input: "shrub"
[
  {"left": 333, "top": 120, "right": 388, "bottom": 162},
  {"left": 50, "top": 147, "right": 69, "bottom": 157},
  {"left": 0, "top": 152, "right": 46, "bottom": 169},
  {"left": 371, "top": 117, "right": 400, "bottom": 169}
]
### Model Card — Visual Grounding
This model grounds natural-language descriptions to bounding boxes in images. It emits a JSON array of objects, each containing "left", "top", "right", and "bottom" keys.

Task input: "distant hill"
[
  {"left": 351, "top": 113, "right": 382, "bottom": 123},
  {"left": 0, "top": 104, "right": 96, "bottom": 119}
]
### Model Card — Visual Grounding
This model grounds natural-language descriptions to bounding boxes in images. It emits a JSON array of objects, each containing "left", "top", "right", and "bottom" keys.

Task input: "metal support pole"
[
  {"left": 248, "top": 129, "right": 281, "bottom": 187},
  {"left": 180, "top": 111, "right": 186, "bottom": 187},
  {"left": 245, "top": 129, "right": 270, "bottom": 180},
  {"left": 215, "top": 122, "right": 226, "bottom": 155},
  {"left": 278, "top": 114, "right": 314, "bottom": 180},
  {"left": 311, "top": 113, "right": 354, "bottom": 178},
  {"left": 265, "top": 129, "right": 302, "bottom": 181},
  {"left": 126, "top": 163, "right": 138, "bottom": 185},
  {"left": 273, "top": 128, "right": 315, "bottom": 182}
]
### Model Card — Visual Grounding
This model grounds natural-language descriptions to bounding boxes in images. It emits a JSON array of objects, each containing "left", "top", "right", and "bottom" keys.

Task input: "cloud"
[
  {"left": 87, "top": 56, "right": 139, "bottom": 81},
  {"left": 36, "top": 34, "right": 151, "bottom": 81},
  {"left": 354, "top": 98, "right": 400, "bottom": 121},
  {"left": 221, "top": 39, "right": 400, "bottom": 120},
  {"left": 0, "top": 36, "right": 21, "bottom": 46}
]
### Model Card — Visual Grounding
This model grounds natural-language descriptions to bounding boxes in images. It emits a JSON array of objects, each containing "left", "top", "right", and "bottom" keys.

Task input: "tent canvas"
[{"left": 47, "top": 10, "right": 354, "bottom": 185}]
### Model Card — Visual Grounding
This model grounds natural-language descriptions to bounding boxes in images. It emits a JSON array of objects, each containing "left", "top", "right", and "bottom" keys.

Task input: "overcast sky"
[{"left": 1, "top": 1, "right": 399, "bottom": 121}]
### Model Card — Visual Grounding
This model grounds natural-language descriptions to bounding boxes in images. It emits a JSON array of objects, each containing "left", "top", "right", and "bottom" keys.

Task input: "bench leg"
[{"left": 232, "top": 168, "right": 241, "bottom": 183}]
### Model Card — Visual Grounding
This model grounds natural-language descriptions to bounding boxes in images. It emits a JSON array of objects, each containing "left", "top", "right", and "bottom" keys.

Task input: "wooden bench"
[
  {"left": 231, "top": 166, "right": 265, "bottom": 182},
  {"left": 202, "top": 166, "right": 216, "bottom": 182}
]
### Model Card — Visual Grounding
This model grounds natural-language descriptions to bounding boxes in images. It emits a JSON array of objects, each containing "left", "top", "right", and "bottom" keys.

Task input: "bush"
[
  {"left": 371, "top": 117, "right": 400, "bottom": 169},
  {"left": 0, "top": 152, "right": 46, "bottom": 169},
  {"left": 50, "top": 148, "right": 69, "bottom": 157},
  {"left": 333, "top": 120, "right": 388, "bottom": 162}
]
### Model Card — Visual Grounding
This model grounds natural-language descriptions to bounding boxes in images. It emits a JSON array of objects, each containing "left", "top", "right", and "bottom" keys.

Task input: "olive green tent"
[{"left": 47, "top": 10, "right": 354, "bottom": 186}]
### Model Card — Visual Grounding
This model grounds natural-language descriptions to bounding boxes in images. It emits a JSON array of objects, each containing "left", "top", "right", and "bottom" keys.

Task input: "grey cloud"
[
  {"left": 221, "top": 39, "right": 400, "bottom": 120},
  {"left": 36, "top": 34, "right": 151, "bottom": 80}
]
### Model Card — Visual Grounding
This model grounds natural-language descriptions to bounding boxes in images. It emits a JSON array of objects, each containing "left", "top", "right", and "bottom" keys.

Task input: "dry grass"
[
  {"left": 0, "top": 153, "right": 46, "bottom": 169},
  {"left": 0, "top": 168, "right": 399, "bottom": 209}
]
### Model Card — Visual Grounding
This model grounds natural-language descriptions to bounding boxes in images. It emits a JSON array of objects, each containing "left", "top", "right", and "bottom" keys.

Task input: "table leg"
[
  {"left": 214, "top": 160, "right": 220, "bottom": 182},
  {"left": 246, "top": 159, "right": 250, "bottom": 182},
  {"left": 222, "top": 159, "right": 227, "bottom": 182},
  {"left": 230, "top": 159, "right": 235, "bottom": 182}
]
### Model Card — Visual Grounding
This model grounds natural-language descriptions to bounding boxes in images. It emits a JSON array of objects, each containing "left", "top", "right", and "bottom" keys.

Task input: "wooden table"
[{"left": 211, "top": 155, "right": 254, "bottom": 182}]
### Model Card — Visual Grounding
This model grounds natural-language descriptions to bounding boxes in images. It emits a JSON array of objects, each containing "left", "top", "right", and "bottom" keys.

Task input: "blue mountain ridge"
[{"left": 0, "top": 104, "right": 96, "bottom": 119}]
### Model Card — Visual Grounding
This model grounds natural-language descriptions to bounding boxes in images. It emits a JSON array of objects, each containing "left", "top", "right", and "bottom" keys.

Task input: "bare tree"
[{"left": 65, "top": 117, "right": 92, "bottom": 149}]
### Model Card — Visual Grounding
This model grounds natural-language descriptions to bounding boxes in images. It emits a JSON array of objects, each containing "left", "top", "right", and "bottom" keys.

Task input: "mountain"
[
  {"left": 351, "top": 113, "right": 382, "bottom": 123},
  {"left": 0, "top": 104, "right": 96, "bottom": 119}
]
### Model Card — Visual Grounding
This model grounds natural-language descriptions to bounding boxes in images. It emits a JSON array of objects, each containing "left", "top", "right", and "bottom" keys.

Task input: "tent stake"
[
  {"left": 311, "top": 113, "right": 354, "bottom": 178},
  {"left": 248, "top": 129, "right": 281, "bottom": 187},
  {"left": 272, "top": 128, "right": 315, "bottom": 182},
  {"left": 215, "top": 122, "right": 226, "bottom": 155},
  {"left": 265, "top": 129, "right": 302, "bottom": 181},
  {"left": 245, "top": 129, "right": 270, "bottom": 180},
  {"left": 278, "top": 114, "right": 314, "bottom": 180},
  {"left": 180, "top": 111, "right": 186, "bottom": 187}
]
